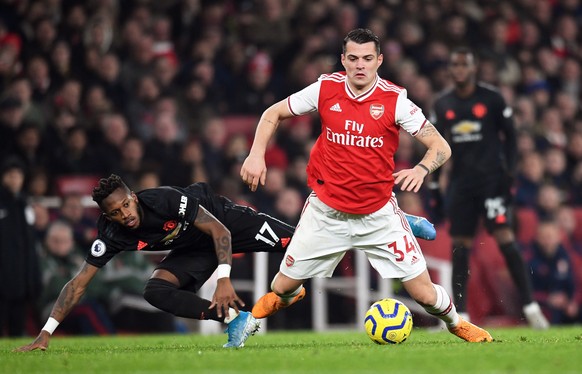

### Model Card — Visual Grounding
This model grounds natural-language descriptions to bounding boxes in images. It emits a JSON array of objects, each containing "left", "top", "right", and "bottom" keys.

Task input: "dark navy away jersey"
[
  {"left": 432, "top": 83, "right": 517, "bottom": 180},
  {"left": 86, "top": 183, "right": 227, "bottom": 268}
]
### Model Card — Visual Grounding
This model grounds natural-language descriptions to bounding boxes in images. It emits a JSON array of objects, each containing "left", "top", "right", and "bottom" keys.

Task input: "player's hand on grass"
[
  {"left": 210, "top": 278, "right": 245, "bottom": 319},
  {"left": 13, "top": 330, "right": 50, "bottom": 352}
]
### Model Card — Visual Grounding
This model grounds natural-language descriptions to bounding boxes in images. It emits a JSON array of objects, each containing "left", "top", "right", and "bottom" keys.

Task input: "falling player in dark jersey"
[
  {"left": 431, "top": 47, "right": 549, "bottom": 329},
  {"left": 16, "top": 174, "right": 295, "bottom": 350}
]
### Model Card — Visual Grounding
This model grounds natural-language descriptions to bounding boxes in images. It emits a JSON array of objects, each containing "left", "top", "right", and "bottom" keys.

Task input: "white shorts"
[{"left": 280, "top": 192, "right": 427, "bottom": 282}]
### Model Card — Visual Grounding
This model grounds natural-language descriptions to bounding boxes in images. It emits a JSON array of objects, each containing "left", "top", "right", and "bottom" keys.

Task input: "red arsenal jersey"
[{"left": 287, "top": 72, "right": 427, "bottom": 214}]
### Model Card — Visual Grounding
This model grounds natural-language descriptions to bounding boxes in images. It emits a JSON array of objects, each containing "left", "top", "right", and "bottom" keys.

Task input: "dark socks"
[
  {"left": 499, "top": 241, "right": 534, "bottom": 306},
  {"left": 451, "top": 244, "right": 470, "bottom": 313}
]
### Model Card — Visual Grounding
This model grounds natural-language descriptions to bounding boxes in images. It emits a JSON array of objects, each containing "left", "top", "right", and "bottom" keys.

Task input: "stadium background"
[{"left": 1, "top": 0, "right": 581, "bottom": 335}]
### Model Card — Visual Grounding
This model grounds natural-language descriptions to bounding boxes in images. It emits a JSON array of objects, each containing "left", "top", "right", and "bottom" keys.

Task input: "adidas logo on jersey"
[{"left": 330, "top": 103, "right": 342, "bottom": 112}]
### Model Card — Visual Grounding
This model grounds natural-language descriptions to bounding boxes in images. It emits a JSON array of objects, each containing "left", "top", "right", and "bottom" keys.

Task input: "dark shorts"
[
  {"left": 446, "top": 175, "right": 513, "bottom": 237},
  {"left": 157, "top": 203, "right": 296, "bottom": 292}
]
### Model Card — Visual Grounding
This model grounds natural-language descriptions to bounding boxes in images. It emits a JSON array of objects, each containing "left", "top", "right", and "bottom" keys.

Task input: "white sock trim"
[{"left": 224, "top": 308, "right": 239, "bottom": 324}]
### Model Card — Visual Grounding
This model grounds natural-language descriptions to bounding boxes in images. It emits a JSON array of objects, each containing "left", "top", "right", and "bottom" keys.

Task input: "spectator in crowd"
[
  {"left": 232, "top": 51, "right": 284, "bottom": 115},
  {"left": 0, "top": 157, "right": 41, "bottom": 336},
  {"left": 38, "top": 220, "right": 114, "bottom": 335},
  {"left": 126, "top": 74, "right": 160, "bottom": 140},
  {"left": 6, "top": 77, "right": 46, "bottom": 129},
  {"left": 535, "top": 183, "right": 564, "bottom": 220},
  {"left": 555, "top": 205, "right": 582, "bottom": 256},
  {"left": 516, "top": 151, "right": 545, "bottom": 208},
  {"left": 101, "top": 251, "right": 176, "bottom": 333},
  {"left": 527, "top": 219, "right": 580, "bottom": 324},
  {"left": 95, "top": 112, "right": 130, "bottom": 173},
  {"left": 13, "top": 122, "right": 46, "bottom": 174},
  {"left": 0, "top": 96, "right": 26, "bottom": 160},
  {"left": 81, "top": 84, "right": 113, "bottom": 130},
  {"left": 115, "top": 135, "right": 146, "bottom": 188},
  {"left": 57, "top": 192, "right": 97, "bottom": 249},
  {"left": 143, "top": 111, "right": 186, "bottom": 186},
  {"left": 50, "top": 125, "right": 103, "bottom": 177},
  {"left": 544, "top": 147, "right": 570, "bottom": 192}
]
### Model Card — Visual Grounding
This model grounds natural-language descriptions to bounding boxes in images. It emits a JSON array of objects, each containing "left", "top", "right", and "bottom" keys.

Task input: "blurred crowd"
[{"left": 1, "top": 0, "right": 582, "bottom": 336}]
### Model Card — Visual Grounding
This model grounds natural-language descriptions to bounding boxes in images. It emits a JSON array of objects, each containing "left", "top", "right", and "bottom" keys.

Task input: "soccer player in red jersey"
[{"left": 241, "top": 28, "right": 492, "bottom": 342}]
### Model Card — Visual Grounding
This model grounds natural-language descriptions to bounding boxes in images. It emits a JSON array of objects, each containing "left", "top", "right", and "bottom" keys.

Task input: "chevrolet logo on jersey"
[{"left": 451, "top": 120, "right": 483, "bottom": 143}]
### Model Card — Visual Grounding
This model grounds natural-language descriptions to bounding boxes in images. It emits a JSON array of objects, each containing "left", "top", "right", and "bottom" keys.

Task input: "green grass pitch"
[{"left": 2, "top": 326, "right": 582, "bottom": 373}]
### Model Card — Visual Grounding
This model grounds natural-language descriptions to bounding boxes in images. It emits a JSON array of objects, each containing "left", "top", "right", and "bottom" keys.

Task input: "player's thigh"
[
  {"left": 156, "top": 251, "right": 217, "bottom": 292},
  {"left": 225, "top": 204, "right": 295, "bottom": 254},
  {"left": 279, "top": 194, "right": 351, "bottom": 279},
  {"left": 356, "top": 197, "right": 427, "bottom": 281}
]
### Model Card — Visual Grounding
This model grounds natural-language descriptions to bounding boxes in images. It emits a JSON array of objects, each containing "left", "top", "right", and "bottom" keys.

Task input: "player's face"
[
  {"left": 448, "top": 52, "right": 477, "bottom": 85},
  {"left": 341, "top": 41, "right": 383, "bottom": 92},
  {"left": 101, "top": 188, "right": 142, "bottom": 229}
]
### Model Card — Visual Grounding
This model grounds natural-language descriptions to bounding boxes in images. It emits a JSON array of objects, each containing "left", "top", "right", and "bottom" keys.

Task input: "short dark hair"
[
  {"left": 343, "top": 28, "right": 380, "bottom": 55},
  {"left": 92, "top": 174, "right": 130, "bottom": 207},
  {"left": 450, "top": 46, "right": 478, "bottom": 64}
]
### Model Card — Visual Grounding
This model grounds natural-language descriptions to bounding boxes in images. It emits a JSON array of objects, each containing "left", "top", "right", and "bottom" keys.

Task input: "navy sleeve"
[
  {"left": 496, "top": 93, "right": 517, "bottom": 174},
  {"left": 85, "top": 237, "right": 121, "bottom": 268}
]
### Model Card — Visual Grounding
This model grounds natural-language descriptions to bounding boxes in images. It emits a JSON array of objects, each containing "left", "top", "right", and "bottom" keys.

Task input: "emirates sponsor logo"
[
  {"left": 326, "top": 119, "right": 384, "bottom": 148},
  {"left": 285, "top": 255, "right": 295, "bottom": 267}
]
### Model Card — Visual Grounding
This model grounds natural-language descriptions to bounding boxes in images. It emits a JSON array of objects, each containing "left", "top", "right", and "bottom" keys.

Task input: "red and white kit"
[{"left": 281, "top": 72, "right": 429, "bottom": 280}]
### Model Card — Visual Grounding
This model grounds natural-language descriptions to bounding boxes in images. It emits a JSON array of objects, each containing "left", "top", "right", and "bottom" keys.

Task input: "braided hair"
[{"left": 92, "top": 174, "right": 131, "bottom": 208}]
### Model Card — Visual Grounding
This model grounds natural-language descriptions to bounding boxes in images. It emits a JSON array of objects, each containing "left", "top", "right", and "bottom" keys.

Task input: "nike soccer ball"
[{"left": 364, "top": 298, "right": 413, "bottom": 344}]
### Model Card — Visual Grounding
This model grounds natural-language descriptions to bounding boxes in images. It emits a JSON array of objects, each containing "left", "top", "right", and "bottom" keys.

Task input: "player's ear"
[
  {"left": 131, "top": 191, "right": 138, "bottom": 203},
  {"left": 102, "top": 212, "right": 112, "bottom": 221}
]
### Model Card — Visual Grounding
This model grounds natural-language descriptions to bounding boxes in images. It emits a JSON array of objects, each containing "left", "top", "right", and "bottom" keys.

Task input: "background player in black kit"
[
  {"left": 431, "top": 47, "right": 549, "bottom": 329},
  {"left": 16, "top": 174, "right": 295, "bottom": 350}
]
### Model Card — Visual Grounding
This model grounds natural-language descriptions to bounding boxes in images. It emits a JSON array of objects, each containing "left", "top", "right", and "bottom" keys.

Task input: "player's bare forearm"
[
  {"left": 415, "top": 122, "right": 451, "bottom": 173},
  {"left": 13, "top": 263, "right": 97, "bottom": 352},
  {"left": 194, "top": 206, "right": 232, "bottom": 265},
  {"left": 242, "top": 100, "right": 293, "bottom": 191},
  {"left": 50, "top": 263, "right": 94, "bottom": 321},
  {"left": 213, "top": 231, "right": 232, "bottom": 265},
  {"left": 248, "top": 100, "right": 291, "bottom": 156}
]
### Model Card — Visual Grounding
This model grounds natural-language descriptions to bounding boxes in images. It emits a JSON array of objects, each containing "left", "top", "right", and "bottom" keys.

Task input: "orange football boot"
[
  {"left": 252, "top": 288, "right": 306, "bottom": 318},
  {"left": 449, "top": 317, "right": 493, "bottom": 342}
]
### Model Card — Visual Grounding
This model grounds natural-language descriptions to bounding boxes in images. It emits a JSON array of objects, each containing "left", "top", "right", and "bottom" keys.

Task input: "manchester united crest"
[{"left": 370, "top": 103, "right": 384, "bottom": 119}]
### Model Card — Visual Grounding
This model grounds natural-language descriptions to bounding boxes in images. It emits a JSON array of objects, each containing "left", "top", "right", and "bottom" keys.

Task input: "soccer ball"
[{"left": 364, "top": 298, "right": 413, "bottom": 344}]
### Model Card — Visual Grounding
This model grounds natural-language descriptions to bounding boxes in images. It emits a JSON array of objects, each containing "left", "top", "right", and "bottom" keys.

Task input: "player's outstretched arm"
[
  {"left": 241, "top": 100, "right": 293, "bottom": 191},
  {"left": 13, "top": 262, "right": 100, "bottom": 352},
  {"left": 192, "top": 206, "right": 243, "bottom": 319}
]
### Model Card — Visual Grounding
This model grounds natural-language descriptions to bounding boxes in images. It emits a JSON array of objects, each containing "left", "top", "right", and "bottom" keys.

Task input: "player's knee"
[
  {"left": 270, "top": 273, "right": 303, "bottom": 296},
  {"left": 143, "top": 278, "right": 177, "bottom": 310}
]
